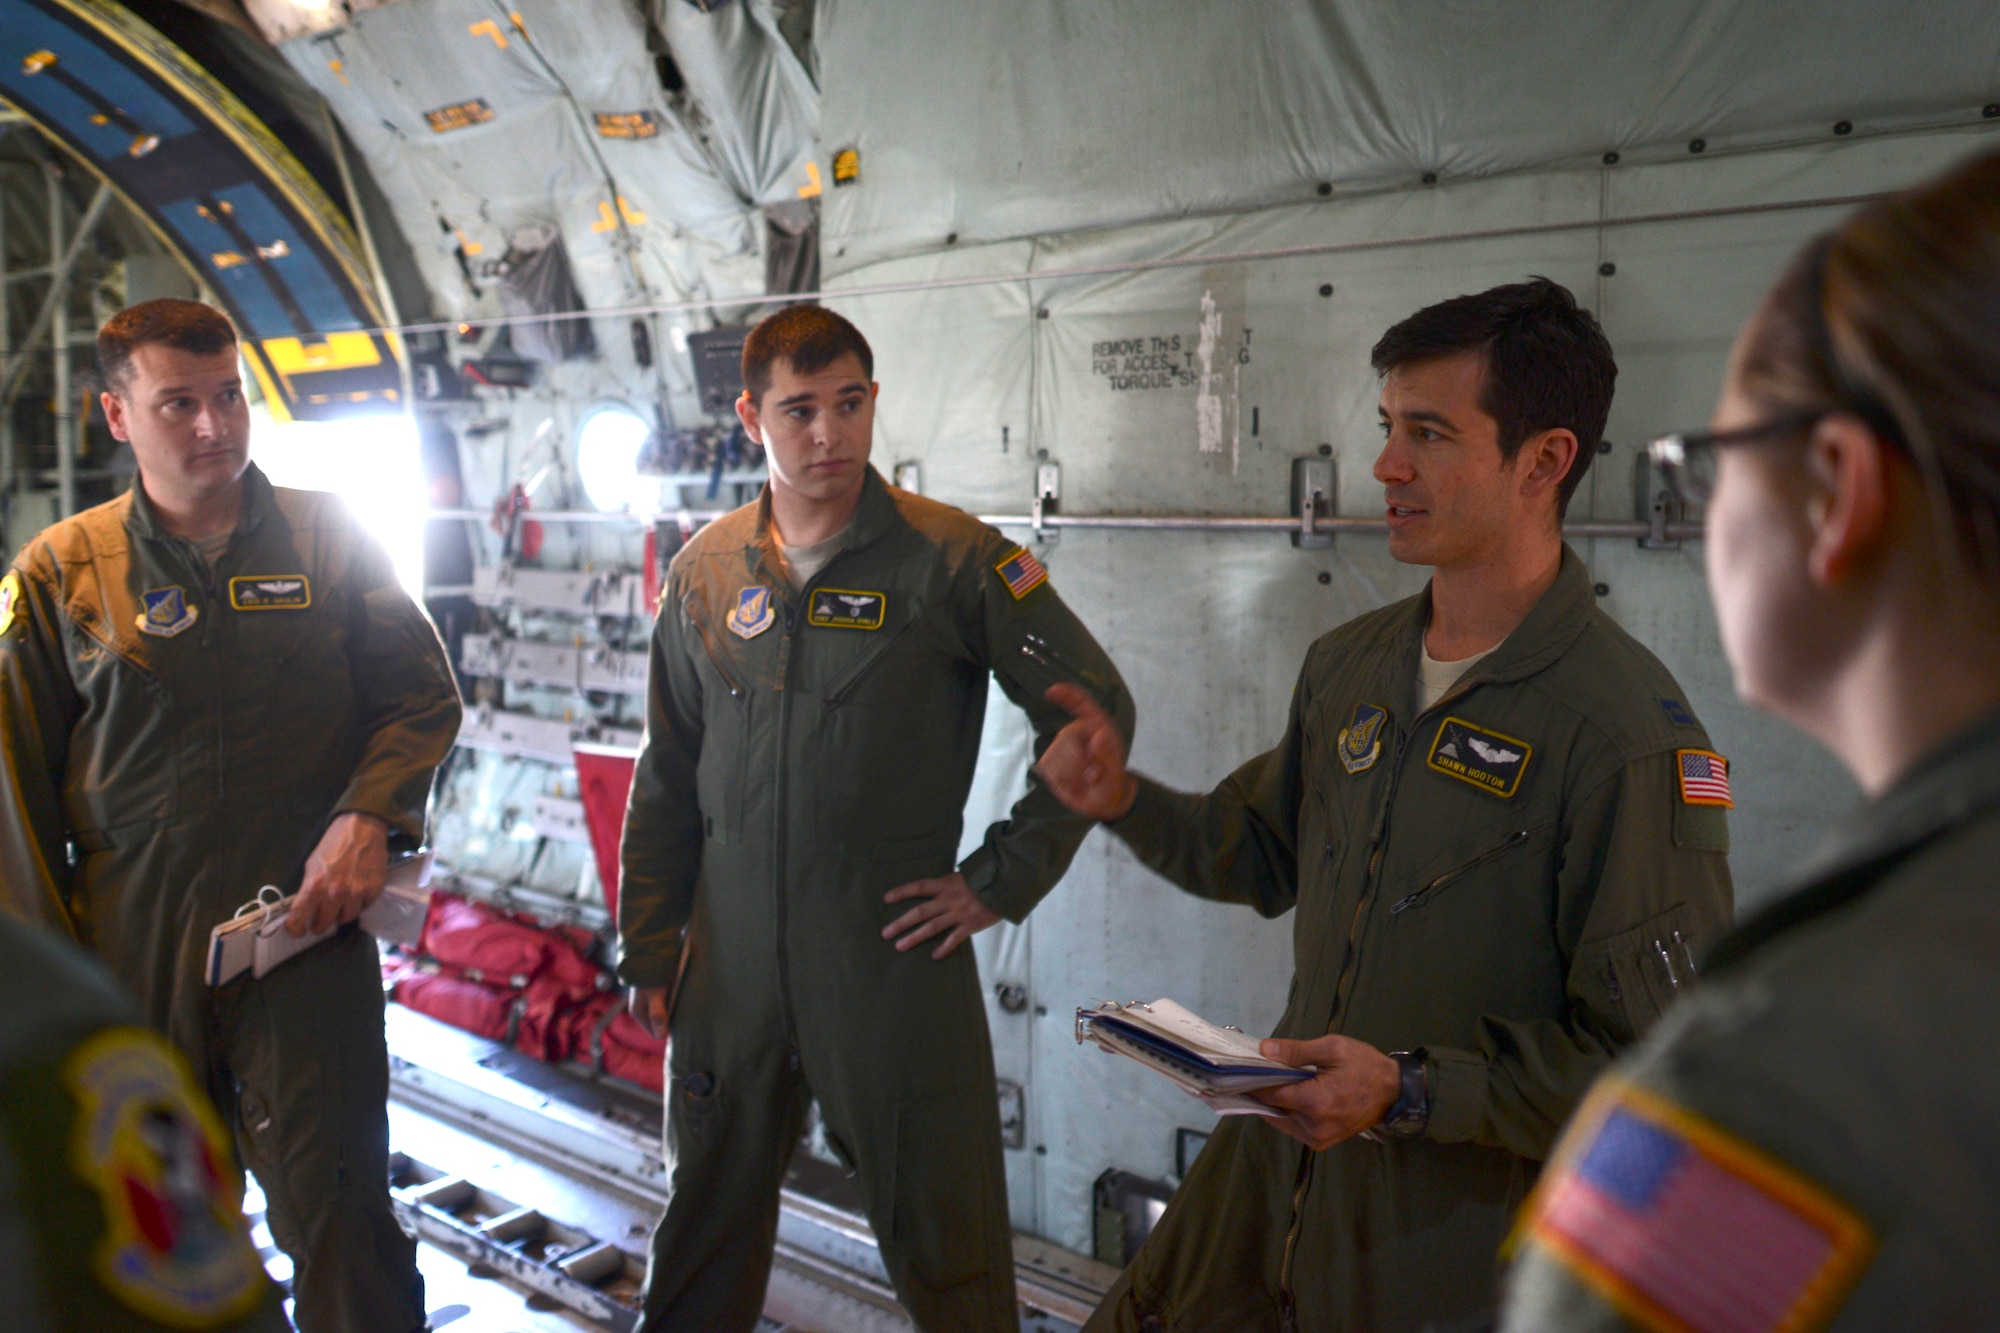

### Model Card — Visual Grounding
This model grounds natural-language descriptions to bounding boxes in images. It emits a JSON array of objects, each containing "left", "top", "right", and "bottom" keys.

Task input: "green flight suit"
[
  {"left": 0, "top": 914, "right": 289, "bottom": 1333},
  {"left": 1500, "top": 710, "right": 2000, "bottom": 1332},
  {"left": 1087, "top": 546, "right": 1734, "bottom": 1333},
  {"left": 0, "top": 464, "right": 463, "bottom": 1333},
  {"left": 618, "top": 467, "right": 1135, "bottom": 1332}
]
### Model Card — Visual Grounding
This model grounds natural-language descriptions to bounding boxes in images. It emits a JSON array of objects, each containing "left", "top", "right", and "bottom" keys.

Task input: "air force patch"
[
  {"left": 807, "top": 588, "right": 886, "bottom": 630},
  {"left": 0, "top": 570, "right": 21, "bottom": 638},
  {"left": 137, "top": 587, "right": 198, "bottom": 638},
  {"left": 228, "top": 574, "right": 311, "bottom": 610},
  {"left": 1337, "top": 702, "right": 1388, "bottom": 774},
  {"left": 1428, "top": 716, "right": 1532, "bottom": 798},
  {"left": 65, "top": 1028, "right": 267, "bottom": 1325},
  {"left": 726, "top": 585, "right": 775, "bottom": 639}
]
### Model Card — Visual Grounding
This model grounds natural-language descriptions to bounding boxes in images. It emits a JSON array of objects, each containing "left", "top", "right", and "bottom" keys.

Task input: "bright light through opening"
[
  {"left": 576, "top": 404, "right": 659, "bottom": 514},
  {"left": 249, "top": 406, "right": 428, "bottom": 602}
]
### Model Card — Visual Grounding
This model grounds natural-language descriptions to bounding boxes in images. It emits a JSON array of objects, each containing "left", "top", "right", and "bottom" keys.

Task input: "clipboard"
[{"left": 206, "top": 850, "right": 435, "bottom": 987}]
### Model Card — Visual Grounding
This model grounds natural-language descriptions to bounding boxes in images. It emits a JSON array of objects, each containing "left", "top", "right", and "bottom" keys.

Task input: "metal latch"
[
  {"left": 1032, "top": 463, "right": 1061, "bottom": 543},
  {"left": 1631, "top": 451, "right": 1685, "bottom": 550},
  {"left": 1291, "top": 456, "right": 1336, "bottom": 549}
]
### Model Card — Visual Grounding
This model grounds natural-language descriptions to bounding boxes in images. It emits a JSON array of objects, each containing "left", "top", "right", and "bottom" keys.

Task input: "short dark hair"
[
  {"left": 1370, "top": 277, "right": 1616, "bottom": 518},
  {"left": 741, "top": 304, "right": 873, "bottom": 403},
  {"left": 97, "top": 298, "right": 238, "bottom": 393}
]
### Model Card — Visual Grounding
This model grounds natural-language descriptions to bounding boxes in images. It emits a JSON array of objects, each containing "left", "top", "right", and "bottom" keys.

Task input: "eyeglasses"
[{"left": 1645, "top": 411, "right": 1825, "bottom": 506}]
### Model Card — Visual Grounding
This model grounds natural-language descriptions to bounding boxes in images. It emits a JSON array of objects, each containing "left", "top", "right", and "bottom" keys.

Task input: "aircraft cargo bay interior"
[{"left": 2, "top": 3, "right": 1998, "bottom": 1331}]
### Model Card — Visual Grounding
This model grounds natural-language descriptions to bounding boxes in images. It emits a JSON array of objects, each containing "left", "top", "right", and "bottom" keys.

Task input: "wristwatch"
[{"left": 1374, "top": 1049, "right": 1431, "bottom": 1139}]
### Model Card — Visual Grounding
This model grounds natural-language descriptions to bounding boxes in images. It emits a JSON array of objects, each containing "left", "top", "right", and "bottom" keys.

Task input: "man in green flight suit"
[
  {"left": 1037, "top": 279, "right": 1735, "bottom": 1332},
  {"left": 0, "top": 299, "right": 463, "bottom": 1332},
  {"left": 617, "top": 304, "right": 1135, "bottom": 1332},
  {"left": 0, "top": 914, "right": 289, "bottom": 1332}
]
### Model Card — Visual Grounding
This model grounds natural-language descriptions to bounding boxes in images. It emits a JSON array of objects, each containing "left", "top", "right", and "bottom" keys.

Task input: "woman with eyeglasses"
[{"left": 1498, "top": 147, "right": 2000, "bottom": 1331}]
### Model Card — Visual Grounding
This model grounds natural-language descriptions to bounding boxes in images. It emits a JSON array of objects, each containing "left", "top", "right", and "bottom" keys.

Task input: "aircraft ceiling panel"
[
  {"left": 815, "top": 0, "right": 2000, "bottom": 276},
  {"left": 0, "top": 0, "right": 400, "bottom": 421},
  {"left": 279, "top": 0, "right": 767, "bottom": 327}
]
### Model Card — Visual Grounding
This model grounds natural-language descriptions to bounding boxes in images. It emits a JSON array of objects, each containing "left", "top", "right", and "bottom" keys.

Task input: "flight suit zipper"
[
  {"left": 1276, "top": 671, "right": 1491, "bottom": 1308},
  {"left": 772, "top": 590, "right": 802, "bottom": 1065}
]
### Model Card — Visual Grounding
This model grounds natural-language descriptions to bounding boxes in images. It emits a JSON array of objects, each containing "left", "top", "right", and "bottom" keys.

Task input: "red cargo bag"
[
  {"left": 393, "top": 971, "right": 521, "bottom": 1043},
  {"left": 418, "top": 892, "right": 551, "bottom": 986}
]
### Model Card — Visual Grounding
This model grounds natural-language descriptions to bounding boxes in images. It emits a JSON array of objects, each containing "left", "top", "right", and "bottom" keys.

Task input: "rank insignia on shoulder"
[
  {"left": 1337, "top": 702, "right": 1388, "bottom": 774},
  {"left": 726, "top": 585, "right": 775, "bottom": 639},
  {"left": 0, "top": 570, "right": 21, "bottom": 638},
  {"left": 137, "top": 587, "right": 198, "bottom": 637},
  {"left": 1427, "top": 716, "right": 1532, "bottom": 798},
  {"left": 1659, "top": 697, "right": 1698, "bottom": 727},
  {"left": 1677, "top": 748, "right": 1734, "bottom": 808},
  {"left": 807, "top": 588, "right": 886, "bottom": 630},
  {"left": 994, "top": 546, "right": 1048, "bottom": 600},
  {"left": 228, "top": 574, "right": 311, "bottom": 610},
  {"left": 64, "top": 1028, "right": 268, "bottom": 1325},
  {"left": 1517, "top": 1079, "right": 1872, "bottom": 1333}
]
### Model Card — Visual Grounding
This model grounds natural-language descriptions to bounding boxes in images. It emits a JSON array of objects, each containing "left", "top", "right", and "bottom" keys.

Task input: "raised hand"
[{"left": 1034, "top": 682, "right": 1139, "bottom": 821}]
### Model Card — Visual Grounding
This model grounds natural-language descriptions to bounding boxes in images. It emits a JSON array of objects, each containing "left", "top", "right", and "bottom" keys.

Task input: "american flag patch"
[
  {"left": 994, "top": 546, "right": 1049, "bottom": 600},
  {"left": 1525, "top": 1083, "right": 1872, "bottom": 1333},
  {"left": 1677, "top": 748, "right": 1733, "bottom": 808}
]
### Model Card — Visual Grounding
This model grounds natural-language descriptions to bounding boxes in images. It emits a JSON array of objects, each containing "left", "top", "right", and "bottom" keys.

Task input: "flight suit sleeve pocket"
[{"left": 1571, "top": 903, "right": 1704, "bottom": 1045}]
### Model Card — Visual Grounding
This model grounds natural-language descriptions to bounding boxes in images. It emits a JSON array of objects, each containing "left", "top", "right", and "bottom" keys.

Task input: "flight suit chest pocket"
[
  {"left": 1388, "top": 817, "right": 1558, "bottom": 919},
  {"left": 683, "top": 600, "right": 751, "bottom": 844},
  {"left": 819, "top": 594, "right": 925, "bottom": 707}
]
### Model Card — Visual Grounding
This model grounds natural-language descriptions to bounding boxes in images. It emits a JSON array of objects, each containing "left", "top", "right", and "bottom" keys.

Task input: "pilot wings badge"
[
  {"left": 727, "top": 585, "right": 775, "bottom": 639},
  {"left": 1337, "top": 702, "right": 1388, "bottom": 774}
]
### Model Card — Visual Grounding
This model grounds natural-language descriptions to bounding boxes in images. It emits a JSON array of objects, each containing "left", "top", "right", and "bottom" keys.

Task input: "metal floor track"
[{"left": 382, "top": 1004, "right": 1114, "bottom": 1332}]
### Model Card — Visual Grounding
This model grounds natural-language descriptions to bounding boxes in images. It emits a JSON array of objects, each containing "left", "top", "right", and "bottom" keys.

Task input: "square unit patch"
[
  {"left": 228, "top": 574, "right": 311, "bottom": 610},
  {"left": 1427, "top": 716, "right": 1532, "bottom": 798},
  {"left": 1521, "top": 1080, "right": 1873, "bottom": 1333},
  {"left": 807, "top": 588, "right": 886, "bottom": 630}
]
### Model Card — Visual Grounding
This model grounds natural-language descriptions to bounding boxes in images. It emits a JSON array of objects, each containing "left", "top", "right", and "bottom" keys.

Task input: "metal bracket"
[
  {"left": 1290, "top": 456, "right": 1336, "bottom": 549},
  {"left": 997, "top": 1079, "right": 1026, "bottom": 1150},
  {"left": 1031, "top": 463, "right": 1061, "bottom": 543},
  {"left": 1631, "top": 453, "right": 1685, "bottom": 550}
]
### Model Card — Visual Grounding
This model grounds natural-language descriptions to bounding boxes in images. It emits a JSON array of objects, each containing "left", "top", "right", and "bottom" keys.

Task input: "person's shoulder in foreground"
[
  {"left": 0, "top": 916, "right": 287, "bottom": 1332},
  {"left": 1502, "top": 726, "right": 2000, "bottom": 1331}
]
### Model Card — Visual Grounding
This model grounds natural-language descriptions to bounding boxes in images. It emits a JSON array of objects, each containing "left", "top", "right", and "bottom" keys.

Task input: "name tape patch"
[
  {"left": 1677, "top": 749, "right": 1734, "bottom": 808},
  {"left": 1521, "top": 1080, "right": 1873, "bottom": 1333},
  {"left": 1427, "top": 716, "right": 1532, "bottom": 798},
  {"left": 228, "top": 575, "right": 311, "bottom": 611},
  {"left": 1338, "top": 702, "right": 1388, "bottom": 774},
  {"left": 807, "top": 588, "right": 886, "bottom": 630},
  {"left": 995, "top": 546, "right": 1048, "bottom": 600}
]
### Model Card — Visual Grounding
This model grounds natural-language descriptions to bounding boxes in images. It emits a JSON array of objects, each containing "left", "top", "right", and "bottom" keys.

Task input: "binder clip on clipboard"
[
  {"left": 1076, "top": 998, "right": 1315, "bottom": 1118},
  {"left": 205, "top": 850, "right": 435, "bottom": 987}
]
